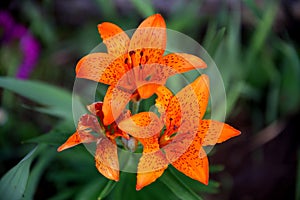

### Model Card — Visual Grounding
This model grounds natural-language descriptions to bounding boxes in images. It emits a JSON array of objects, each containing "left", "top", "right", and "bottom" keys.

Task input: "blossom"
[
  {"left": 118, "top": 75, "right": 241, "bottom": 190},
  {"left": 57, "top": 102, "right": 130, "bottom": 181},
  {"left": 75, "top": 14, "right": 206, "bottom": 125}
]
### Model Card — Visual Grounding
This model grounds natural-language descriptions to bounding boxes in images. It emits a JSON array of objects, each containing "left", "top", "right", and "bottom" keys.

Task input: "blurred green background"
[{"left": 0, "top": 0, "right": 300, "bottom": 199}]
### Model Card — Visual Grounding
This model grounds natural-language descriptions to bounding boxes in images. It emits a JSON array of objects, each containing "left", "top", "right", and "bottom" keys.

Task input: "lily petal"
[
  {"left": 168, "top": 144, "right": 209, "bottom": 185},
  {"left": 57, "top": 131, "right": 97, "bottom": 152},
  {"left": 129, "top": 14, "right": 166, "bottom": 67},
  {"left": 87, "top": 102, "right": 104, "bottom": 120},
  {"left": 98, "top": 22, "right": 130, "bottom": 58},
  {"left": 77, "top": 114, "right": 102, "bottom": 133},
  {"left": 118, "top": 112, "right": 163, "bottom": 138},
  {"left": 135, "top": 63, "right": 171, "bottom": 99},
  {"left": 137, "top": 83, "right": 160, "bottom": 99},
  {"left": 102, "top": 85, "right": 132, "bottom": 125},
  {"left": 160, "top": 53, "right": 207, "bottom": 73},
  {"left": 136, "top": 136, "right": 168, "bottom": 190},
  {"left": 155, "top": 86, "right": 174, "bottom": 120},
  {"left": 136, "top": 153, "right": 168, "bottom": 190},
  {"left": 165, "top": 74, "right": 210, "bottom": 136},
  {"left": 162, "top": 129, "right": 196, "bottom": 160},
  {"left": 95, "top": 136, "right": 119, "bottom": 181},
  {"left": 76, "top": 53, "right": 128, "bottom": 86},
  {"left": 199, "top": 120, "right": 241, "bottom": 146}
]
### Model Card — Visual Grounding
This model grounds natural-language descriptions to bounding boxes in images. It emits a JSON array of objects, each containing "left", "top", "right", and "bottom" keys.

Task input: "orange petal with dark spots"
[
  {"left": 102, "top": 85, "right": 132, "bottom": 126},
  {"left": 75, "top": 53, "right": 128, "bottom": 86},
  {"left": 199, "top": 120, "right": 241, "bottom": 146},
  {"left": 129, "top": 14, "right": 166, "bottom": 68},
  {"left": 134, "top": 63, "right": 172, "bottom": 99},
  {"left": 118, "top": 112, "right": 163, "bottom": 138},
  {"left": 168, "top": 145, "right": 209, "bottom": 185},
  {"left": 160, "top": 53, "right": 207, "bottom": 73},
  {"left": 57, "top": 131, "right": 97, "bottom": 152},
  {"left": 77, "top": 114, "right": 102, "bottom": 133},
  {"left": 165, "top": 74, "right": 210, "bottom": 137},
  {"left": 95, "top": 136, "right": 119, "bottom": 181},
  {"left": 155, "top": 86, "right": 174, "bottom": 120},
  {"left": 136, "top": 135, "right": 168, "bottom": 190},
  {"left": 98, "top": 22, "right": 130, "bottom": 58},
  {"left": 136, "top": 152, "right": 168, "bottom": 190}
]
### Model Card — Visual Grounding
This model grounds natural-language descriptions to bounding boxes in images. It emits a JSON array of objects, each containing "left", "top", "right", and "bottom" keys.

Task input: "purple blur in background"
[{"left": 0, "top": 10, "right": 40, "bottom": 79}]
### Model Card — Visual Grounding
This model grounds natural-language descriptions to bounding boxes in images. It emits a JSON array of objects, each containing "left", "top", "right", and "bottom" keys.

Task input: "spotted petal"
[
  {"left": 155, "top": 86, "right": 174, "bottom": 121},
  {"left": 129, "top": 14, "right": 166, "bottom": 66},
  {"left": 165, "top": 74, "right": 210, "bottom": 137},
  {"left": 199, "top": 120, "right": 241, "bottom": 146},
  {"left": 75, "top": 53, "right": 128, "bottom": 86},
  {"left": 118, "top": 112, "right": 163, "bottom": 138},
  {"left": 136, "top": 136, "right": 168, "bottom": 190},
  {"left": 164, "top": 130, "right": 209, "bottom": 185},
  {"left": 160, "top": 53, "right": 207, "bottom": 73},
  {"left": 57, "top": 114, "right": 100, "bottom": 151},
  {"left": 57, "top": 131, "right": 97, "bottom": 152},
  {"left": 169, "top": 147, "right": 209, "bottom": 185},
  {"left": 98, "top": 22, "right": 130, "bottom": 58},
  {"left": 95, "top": 136, "right": 119, "bottom": 181},
  {"left": 102, "top": 85, "right": 132, "bottom": 125}
]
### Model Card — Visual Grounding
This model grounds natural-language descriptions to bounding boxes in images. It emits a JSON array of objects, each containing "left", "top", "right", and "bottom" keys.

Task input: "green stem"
[
  {"left": 131, "top": 100, "right": 140, "bottom": 115},
  {"left": 97, "top": 180, "right": 117, "bottom": 200}
]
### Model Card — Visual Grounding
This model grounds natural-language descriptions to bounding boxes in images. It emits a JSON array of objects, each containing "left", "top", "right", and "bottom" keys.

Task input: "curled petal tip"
[
  {"left": 57, "top": 146, "right": 64, "bottom": 152},
  {"left": 136, "top": 184, "right": 143, "bottom": 191},
  {"left": 153, "top": 13, "right": 163, "bottom": 18},
  {"left": 57, "top": 142, "right": 73, "bottom": 152},
  {"left": 111, "top": 174, "right": 120, "bottom": 182},
  {"left": 75, "top": 56, "right": 85, "bottom": 75}
]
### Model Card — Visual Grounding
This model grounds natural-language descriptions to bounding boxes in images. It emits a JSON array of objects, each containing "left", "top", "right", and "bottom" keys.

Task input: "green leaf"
[
  {"left": 26, "top": 120, "right": 75, "bottom": 145},
  {"left": 202, "top": 21, "right": 226, "bottom": 56},
  {"left": 108, "top": 172, "right": 178, "bottom": 200},
  {"left": 0, "top": 77, "right": 73, "bottom": 119},
  {"left": 159, "top": 168, "right": 203, "bottom": 200},
  {"left": 48, "top": 189, "right": 75, "bottom": 200},
  {"left": 246, "top": 2, "right": 278, "bottom": 66},
  {"left": 97, "top": 180, "right": 117, "bottom": 200},
  {"left": 75, "top": 177, "right": 107, "bottom": 200},
  {"left": 95, "top": 0, "right": 117, "bottom": 19},
  {"left": 276, "top": 41, "right": 300, "bottom": 115},
  {"left": 0, "top": 146, "right": 39, "bottom": 200},
  {"left": 167, "top": 165, "right": 220, "bottom": 194},
  {"left": 209, "top": 165, "right": 225, "bottom": 173},
  {"left": 129, "top": 0, "right": 154, "bottom": 18},
  {"left": 23, "top": 146, "right": 55, "bottom": 200}
]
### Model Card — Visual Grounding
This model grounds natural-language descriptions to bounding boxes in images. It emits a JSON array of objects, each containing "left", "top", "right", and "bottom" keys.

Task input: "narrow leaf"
[
  {"left": 0, "top": 146, "right": 39, "bottom": 200},
  {"left": 25, "top": 120, "right": 75, "bottom": 145},
  {"left": 23, "top": 146, "right": 55, "bottom": 200},
  {"left": 129, "top": 0, "right": 154, "bottom": 18},
  {"left": 0, "top": 77, "right": 72, "bottom": 118},
  {"left": 159, "top": 168, "right": 203, "bottom": 200},
  {"left": 97, "top": 180, "right": 117, "bottom": 200}
]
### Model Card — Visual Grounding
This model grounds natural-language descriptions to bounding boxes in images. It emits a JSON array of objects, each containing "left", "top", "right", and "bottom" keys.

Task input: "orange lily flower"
[
  {"left": 75, "top": 14, "right": 207, "bottom": 126},
  {"left": 57, "top": 102, "right": 130, "bottom": 181},
  {"left": 118, "top": 74, "right": 241, "bottom": 190}
]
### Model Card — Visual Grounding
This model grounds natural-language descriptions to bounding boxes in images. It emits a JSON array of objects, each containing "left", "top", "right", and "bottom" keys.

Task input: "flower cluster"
[{"left": 58, "top": 14, "right": 240, "bottom": 190}]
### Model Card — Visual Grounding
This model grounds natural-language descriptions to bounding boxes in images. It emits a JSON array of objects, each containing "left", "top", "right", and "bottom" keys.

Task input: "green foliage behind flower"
[{"left": 0, "top": 0, "right": 299, "bottom": 199}]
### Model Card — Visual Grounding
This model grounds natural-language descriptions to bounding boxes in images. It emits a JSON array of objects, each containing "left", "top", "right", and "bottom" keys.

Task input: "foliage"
[{"left": 0, "top": 0, "right": 299, "bottom": 199}]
